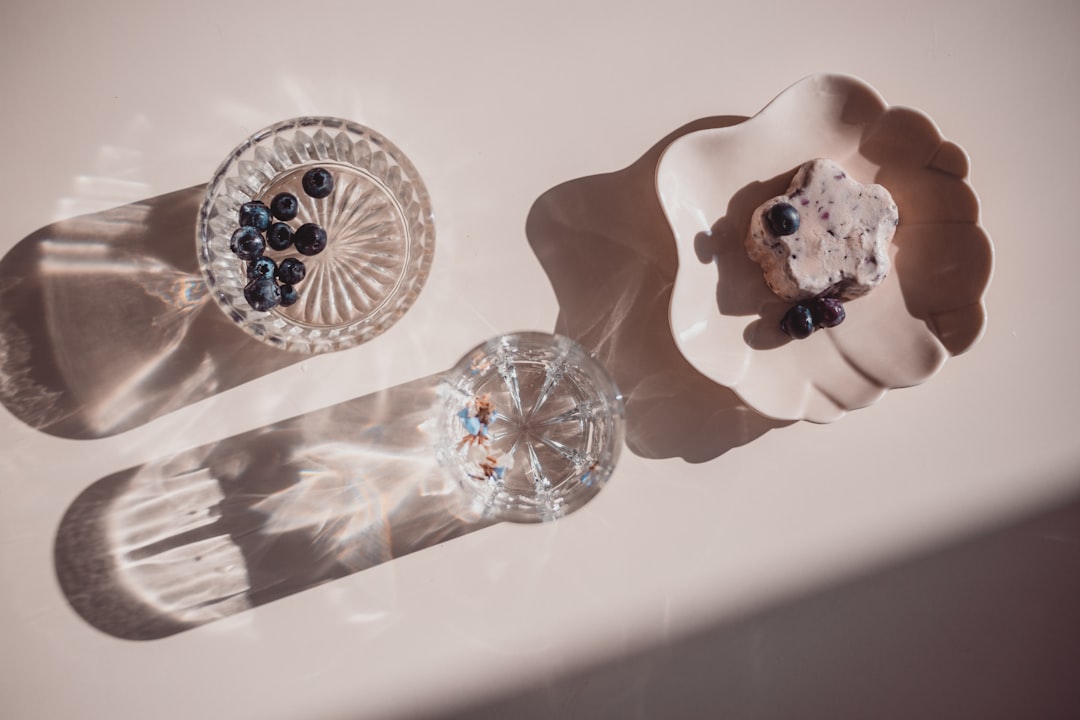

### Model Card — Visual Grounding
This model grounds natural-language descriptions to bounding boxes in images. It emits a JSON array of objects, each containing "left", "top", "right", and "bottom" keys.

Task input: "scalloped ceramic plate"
[{"left": 656, "top": 74, "right": 993, "bottom": 422}]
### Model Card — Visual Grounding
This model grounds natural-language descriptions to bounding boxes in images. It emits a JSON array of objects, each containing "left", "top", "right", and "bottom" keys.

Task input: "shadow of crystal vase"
[
  {"left": 55, "top": 375, "right": 494, "bottom": 640},
  {"left": 54, "top": 331, "right": 624, "bottom": 640}
]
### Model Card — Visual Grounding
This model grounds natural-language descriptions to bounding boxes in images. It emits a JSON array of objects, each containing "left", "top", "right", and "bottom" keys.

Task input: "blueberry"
[
  {"left": 247, "top": 255, "right": 276, "bottom": 280},
  {"left": 780, "top": 304, "right": 814, "bottom": 339},
  {"left": 266, "top": 222, "right": 294, "bottom": 251},
  {"left": 809, "top": 297, "right": 846, "bottom": 328},
  {"left": 276, "top": 257, "right": 307, "bottom": 285},
  {"left": 270, "top": 192, "right": 299, "bottom": 221},
  {"left": 243, "top": 278, "right": 281, "bottom": 312},
  {"left": 230, "top": 226, "right": 265, "bottom": 261},
  {"left": 230, "top": 225, "right": 256, "bottom": 253},
  {"left": 766, "top": 202, "right": 800, "bottom": 236},
  {"left": 279, "top": 283, "right": 300, "bottom": 307},
  {"left": 238, "top": 201, "right": 272, "bottom": 231},
  {"left": 301, "top": 167, "right": 334, "bottom": 199},
  {"left": 293, "top": 223, "right": 328, "bottom": 255}
]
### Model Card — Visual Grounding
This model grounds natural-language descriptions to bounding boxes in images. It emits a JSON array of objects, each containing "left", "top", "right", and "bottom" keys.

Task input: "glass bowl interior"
[
  {"left": 197, "top": 117, "right": 435, "bottom": 353},
  {"left": 435, "top": 332, "right": 625, "bottom": 523}
]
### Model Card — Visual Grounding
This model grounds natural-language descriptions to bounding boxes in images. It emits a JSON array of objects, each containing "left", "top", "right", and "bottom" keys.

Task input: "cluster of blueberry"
[
  {"left": 228, "top": 167, "right": 336, "bottom": 312},
  {"left": 781, "top": 296, "right": 846, "bottom": 339}
]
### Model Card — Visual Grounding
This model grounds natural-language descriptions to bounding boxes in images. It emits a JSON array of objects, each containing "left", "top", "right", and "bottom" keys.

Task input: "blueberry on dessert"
[
  {"left": 301, "top": 167, "right": 334, "bottom": 199},
  {"left": 765, "top": 202, "right": 800, "bottom": 236}
]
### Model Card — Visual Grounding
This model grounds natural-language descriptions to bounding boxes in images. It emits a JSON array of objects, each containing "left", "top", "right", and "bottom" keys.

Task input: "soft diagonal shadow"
[
  {"left": 428, "top": 491, "right": 1080, "bottom": 720},
  {"left": 526, "top": 117, "right": 791, "bottom": 463},
  {"left": 55, "top": 374, "right": 493, "bottom": 641},
  {"left": 0, "top": 187, "right": 303, "bottom": 439}
]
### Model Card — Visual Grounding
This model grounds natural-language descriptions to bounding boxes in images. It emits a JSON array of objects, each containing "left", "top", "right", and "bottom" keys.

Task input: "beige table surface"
[{"left": 2, "top": 1, "right": 1079, "bottom": 719}]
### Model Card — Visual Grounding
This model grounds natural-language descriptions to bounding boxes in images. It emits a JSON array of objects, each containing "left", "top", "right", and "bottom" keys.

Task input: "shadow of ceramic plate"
[{"left": 656, "top": 73, "right": 993, "bottom": 423}]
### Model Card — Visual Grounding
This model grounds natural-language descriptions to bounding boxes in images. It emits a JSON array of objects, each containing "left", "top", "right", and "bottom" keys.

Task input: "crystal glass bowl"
[
  {"left": 435, "top": 332, "right": 625, "bottom": 523},
  {"left": 197, "top": 117, "right": 435, "bottom": 353}
]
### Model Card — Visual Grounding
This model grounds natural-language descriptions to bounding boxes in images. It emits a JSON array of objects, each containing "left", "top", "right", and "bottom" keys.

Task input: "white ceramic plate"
[{"left": 656, "top": 74, "right": 993, "bottom": 422}]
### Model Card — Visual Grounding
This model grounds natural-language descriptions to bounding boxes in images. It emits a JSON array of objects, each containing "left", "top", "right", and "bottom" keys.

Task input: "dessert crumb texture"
[{"left": 745, "top": 158, "right": 899, "bottom": 302}]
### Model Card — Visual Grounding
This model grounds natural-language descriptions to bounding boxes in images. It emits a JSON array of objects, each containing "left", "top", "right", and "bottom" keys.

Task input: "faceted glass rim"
[{"left": 197, "top": 116, "right": 435, "bottom": 354}]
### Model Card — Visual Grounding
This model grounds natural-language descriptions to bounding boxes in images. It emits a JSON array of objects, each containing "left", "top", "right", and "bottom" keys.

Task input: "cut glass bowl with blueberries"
[{"left": 197, "top": 117, "right": 435, "bottom": 353}]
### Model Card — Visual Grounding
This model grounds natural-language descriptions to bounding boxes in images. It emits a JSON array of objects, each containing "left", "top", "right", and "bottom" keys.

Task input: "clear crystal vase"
[{"left": 436, "top": 332, "right": 625, "bottom": 522}]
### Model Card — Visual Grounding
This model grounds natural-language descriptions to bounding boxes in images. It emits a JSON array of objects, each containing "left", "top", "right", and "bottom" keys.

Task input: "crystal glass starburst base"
[
  {"left": 198, "top": 117, "right": 434, "bottom": 353},
  {"left": 436, "top": 332, "right": 625, "bottom": 523}
]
